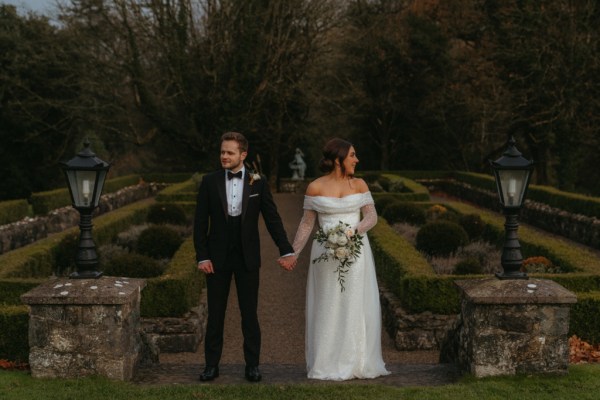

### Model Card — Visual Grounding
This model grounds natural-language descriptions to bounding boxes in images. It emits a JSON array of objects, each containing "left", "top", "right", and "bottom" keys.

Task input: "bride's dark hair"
[{"left": 319, "top": 138, "right": 353, "bottom": 175}]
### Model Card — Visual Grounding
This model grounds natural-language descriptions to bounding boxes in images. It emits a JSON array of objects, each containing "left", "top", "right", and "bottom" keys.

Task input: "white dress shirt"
[{"left": 226, "top": 167, "right": 244, "bottom": 217}]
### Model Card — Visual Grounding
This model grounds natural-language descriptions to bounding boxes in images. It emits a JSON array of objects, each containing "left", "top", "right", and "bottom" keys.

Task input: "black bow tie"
[{"left": 227, "top": 170, "right": 243, "bottom": 180}]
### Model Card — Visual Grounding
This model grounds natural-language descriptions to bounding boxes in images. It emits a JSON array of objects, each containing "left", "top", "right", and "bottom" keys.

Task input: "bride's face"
[{"left": 342, "top": 146, "right": 359, "bottom": 176}]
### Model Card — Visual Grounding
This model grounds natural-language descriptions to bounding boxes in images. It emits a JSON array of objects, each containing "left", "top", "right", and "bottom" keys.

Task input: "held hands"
[{"left": 278, "top": 254, "right": 297, "bottom": 271}]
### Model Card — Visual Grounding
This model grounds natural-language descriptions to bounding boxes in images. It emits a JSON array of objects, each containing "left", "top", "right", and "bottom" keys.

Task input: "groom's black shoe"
[
  {"left": 245, "top": 365, "right": 262, "bottom": 382},
  {"left": 199, "top": 366, "right": 219, "bottom": 381}
]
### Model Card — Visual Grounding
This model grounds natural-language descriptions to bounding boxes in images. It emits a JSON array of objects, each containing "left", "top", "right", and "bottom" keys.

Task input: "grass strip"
[{"left": 2, "top": 364, "right": 600, "bottom": 399}]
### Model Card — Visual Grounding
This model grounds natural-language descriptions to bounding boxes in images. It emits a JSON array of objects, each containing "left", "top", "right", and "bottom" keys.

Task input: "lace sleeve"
[
  {"left": 292, "top": 209, "right": 317, "bottom": 255},
  {"left": 356, "top": 203, "right": 378, "bottom": 235}
]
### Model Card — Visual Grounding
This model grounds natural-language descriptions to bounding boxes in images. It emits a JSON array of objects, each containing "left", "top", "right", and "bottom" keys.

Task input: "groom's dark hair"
[{"left": 221, "top": 131, "right": 248, "bottom": 152}]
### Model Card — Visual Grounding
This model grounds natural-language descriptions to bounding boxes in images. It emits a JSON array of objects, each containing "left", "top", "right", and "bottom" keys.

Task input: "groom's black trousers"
[{"left": 204, "top": 216, "right": 261, "bottom": 367}]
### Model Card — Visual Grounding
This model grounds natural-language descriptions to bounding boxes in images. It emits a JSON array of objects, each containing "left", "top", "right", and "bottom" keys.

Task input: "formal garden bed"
[
  {"left": 0, "top": 177, "right": 204, "bottom": 363},
  {"left": 4, "top": 170, "right": 600, "bottom": 364},
  {"left": 368, "top": 173, "right": 600, "bottom": 352}
]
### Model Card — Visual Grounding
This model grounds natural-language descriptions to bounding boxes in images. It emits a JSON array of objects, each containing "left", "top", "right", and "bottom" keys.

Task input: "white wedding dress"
[{"left": 293, "top": 192, "right": 390, "bottom": 380}]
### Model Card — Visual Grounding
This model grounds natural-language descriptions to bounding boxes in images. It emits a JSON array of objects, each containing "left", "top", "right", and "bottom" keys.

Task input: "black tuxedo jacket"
[{"left": 193, "top": 169, "right": 293, "bottom": 271}]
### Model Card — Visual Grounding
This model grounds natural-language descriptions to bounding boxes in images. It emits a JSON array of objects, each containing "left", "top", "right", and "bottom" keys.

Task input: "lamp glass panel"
[
  {"left": 92, "top": 170, "right": 108, "bottom": 207},
  {"left": 498, "top": 169, "right": 529, "bottom": 207},
  {"left": 70, "top": 170, "right": 97, "bottom": 208}
]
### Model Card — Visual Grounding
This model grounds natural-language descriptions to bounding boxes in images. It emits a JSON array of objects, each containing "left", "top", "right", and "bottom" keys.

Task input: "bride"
[{"left": 289, "top": 138, "right": 390, "bottom": 380}]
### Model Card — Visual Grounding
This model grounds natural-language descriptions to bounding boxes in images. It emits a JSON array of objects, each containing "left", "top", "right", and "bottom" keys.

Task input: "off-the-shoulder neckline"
[{"left": 305, "top": 191, "right": 371, "bottom": 200}]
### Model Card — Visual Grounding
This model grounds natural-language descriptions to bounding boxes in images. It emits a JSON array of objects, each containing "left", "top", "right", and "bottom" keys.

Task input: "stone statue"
[{"left": 289, "top": 148, "right": 306, "bottom": 180}]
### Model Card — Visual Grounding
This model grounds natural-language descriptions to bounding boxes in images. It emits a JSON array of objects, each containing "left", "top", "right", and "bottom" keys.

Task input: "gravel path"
[{"left": 137, "top": 193, "right": 456, "bottom": 386}]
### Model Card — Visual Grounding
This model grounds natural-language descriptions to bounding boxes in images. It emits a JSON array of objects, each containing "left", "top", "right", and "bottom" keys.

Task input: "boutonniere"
[
  {"left": 246, "top": 157, "right": 263, "bottom": 186},
  {"left": 249, "top": 171, "right": 261, "bottom": 186}
]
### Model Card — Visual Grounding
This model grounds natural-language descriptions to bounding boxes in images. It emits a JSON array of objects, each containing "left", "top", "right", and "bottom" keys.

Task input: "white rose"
[
  {"left": 336, "top": 234, "right": 348, "bottom": 246},
  {"left": 326, "top": 248, "right": 335, "bottom": 256},
  {"left": 327, "top": 233, "right": 338, "bottom": 245},
  {"left": 335, "top": 247, "right": 349, "bottom": 260}
]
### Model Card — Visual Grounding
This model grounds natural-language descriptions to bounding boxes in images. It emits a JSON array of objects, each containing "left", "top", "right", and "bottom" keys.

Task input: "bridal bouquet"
[{"left": 312, "top": 221, "right": 363, "bottom": 292}]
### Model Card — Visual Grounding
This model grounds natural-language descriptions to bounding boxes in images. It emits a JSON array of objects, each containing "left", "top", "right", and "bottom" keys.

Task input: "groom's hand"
[{"left": 198, "top": 260, "right": 215, "bottom": 274}]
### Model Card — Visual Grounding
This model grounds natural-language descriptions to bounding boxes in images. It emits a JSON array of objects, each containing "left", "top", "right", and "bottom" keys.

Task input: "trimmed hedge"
[
  {"left": 570, "top": 292, "right": 600, "bottom": 344},
  {"left": 369, "top": 218, "right": 462, "bottom": 314},
  {"left": 0, "top": 279, "right": 43, "bottom": 305},
  {"left": 370, "top": 202, "right": 600, "bottom": 317},
  {"left": 382, "top": 173, "right": 430, "bottom": 200},
  {"left": 389, "top": 170, "right": 454, "bottom": 180},
  {"left": 445, "top": 201, "right": 600, "bottom": 276},
  {"left": 28, "top": 174, "right": 142, "bottom": 215},
  {"left": 0, "top": 199, "right": 32, "bottom": 226},
  {"left": 29, "top": 188, "right": 72, "bottom": 216},
  {"left": 368, "top": 217, "right": 460, "bottom": 314},
  {"left": 141, "top": 238, "right": 204, "bottom": 317},
  {"left": 450, "top": 171, "right": 600, "bottom": 219},
  {"left": 155, "top": 178, "right": 200, "bottom": 203},
  {"left": 0, "top": 199, "right": 153, "bottom": 279},
  {"left": 0, "top": 305, "right": 29, "bottom": 362},
  {"left": 102, "top": 174, "right": 141, "bottom": 194},
  {"left": 142, "top": 172, "right": 194, "bottom": 184}
]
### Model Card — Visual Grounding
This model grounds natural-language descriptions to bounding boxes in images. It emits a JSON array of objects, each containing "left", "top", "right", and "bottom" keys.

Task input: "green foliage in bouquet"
[{"left": 313, "top": 221, "right": 363, "bottom": 292}]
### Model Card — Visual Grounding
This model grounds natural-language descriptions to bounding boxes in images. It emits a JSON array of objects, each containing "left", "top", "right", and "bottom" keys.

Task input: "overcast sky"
[{"left": 1, "top": 0, "right": 58, "bottom": 15}]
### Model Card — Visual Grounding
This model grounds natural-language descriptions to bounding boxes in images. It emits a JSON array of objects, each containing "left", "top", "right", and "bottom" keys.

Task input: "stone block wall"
[
  {"left": 141, "top": 303, "right": 207, "bottom": 354},
  {"left": 0, "top": 183, "right": 164, "bottom": 255},
  {"left": 454, "top": 278, "right": 577, "bottom": 378},
  {"left": 380, "top": 285, "right": 458, "bottom": 351},
  {"left": 21, "top": 277, "right": 146, "bottom": 381}
]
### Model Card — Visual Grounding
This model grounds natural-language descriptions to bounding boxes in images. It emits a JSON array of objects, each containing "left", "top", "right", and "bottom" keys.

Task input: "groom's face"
[{"left": 220, "top": 140, "right": 247, "bottom": 172}]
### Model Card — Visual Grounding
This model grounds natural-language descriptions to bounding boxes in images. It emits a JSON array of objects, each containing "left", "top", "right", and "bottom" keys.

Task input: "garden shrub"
[
  {"left": 52, "top": 233, "right": 79, "bottom": 276},
  {"left": 388, "top": 180, "right": 407, "bottom": 193},
  {"left": 98, "top": 244, "right": 129, "bottom": 266},
  {"left": 136, "top": 225, "right": 184, "bottom": 259},
  {"left": 458, "top": 213, "right": 485, "bottom": 240},
  {"left": 146, "top": 203, "right": 187, "bottom": 225},
  {"left": 522, "top": 256, "right": 560, "bottom": 274},
  {"left": 378, "top": 176, "right": 391, "bottom": 192},
  {"left": 141, "top": 237, "right": 204, "bottom": 317},
  {"left": 416, "top": 221, "right": 469, "bottom": 257},
  {"left": 425, "top": 204, "right": 448, "bottom": 221},
  {"left": 454, "top": 258, "right": 483, "bottom": 275},
  {"left": 382, "top": 201, "right": 427, "bottom": 225},
  {"left": 103, "top": 253, "right": 165, "bottom": 278},
  {"left": 116, "top": 224, "right": 149, "bottom": 251},
  {"left": 374, "top": 195, "right": 398, "bottom": 214}
]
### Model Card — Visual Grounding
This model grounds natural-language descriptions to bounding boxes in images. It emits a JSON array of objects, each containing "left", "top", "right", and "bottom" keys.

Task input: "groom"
[{"left": 194, "top": 131, "right": 296, "bottom": 382}]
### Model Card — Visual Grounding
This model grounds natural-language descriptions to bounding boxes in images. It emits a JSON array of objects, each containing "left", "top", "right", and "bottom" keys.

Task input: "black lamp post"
[
  {"left": 489, "top": 136, "right": 534, "bottom": 280},
  {"left": 61, "top": 139, "right": 110, "bottom": 279}
]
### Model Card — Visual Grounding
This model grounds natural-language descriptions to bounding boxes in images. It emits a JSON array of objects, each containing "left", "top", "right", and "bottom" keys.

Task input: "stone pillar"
[
  {"left": 455, "top": 278, "right": 576, "bottom": 378},
  {"left": 21, "top": 276, "right": 146, "bottom": 381}
]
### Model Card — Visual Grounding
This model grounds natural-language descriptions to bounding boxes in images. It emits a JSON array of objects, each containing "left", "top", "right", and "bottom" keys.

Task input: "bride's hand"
[{"left": 278, "top": 255, "right": 297, "bottom": 271}]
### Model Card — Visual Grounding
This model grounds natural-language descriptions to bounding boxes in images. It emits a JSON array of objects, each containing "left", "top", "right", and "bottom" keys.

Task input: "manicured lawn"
[{"left": 2, "top": 364, "right": 600, "bottom": 400}]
